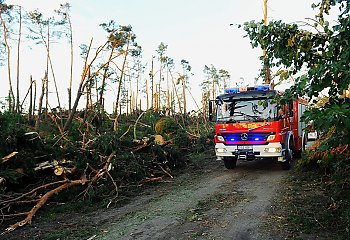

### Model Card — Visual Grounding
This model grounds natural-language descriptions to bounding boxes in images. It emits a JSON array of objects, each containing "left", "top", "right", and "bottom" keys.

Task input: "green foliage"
[
  {"left": 173, "top": 129, "right": 192, "bottom": 148},
  {"left": 155, "top": 117, "right": 180, "bottom": 138},
  {"left": 243, "top": 0, "right": 350, "bottom": 168},
  {"left": 194, "top": 131, "right": 215, "bottom": 153},
  {"left": 0, "top": 113, "right": 64, "bottom": 184},
  {"left": 0, "top": 112, "right": 26, "bottom": 156},
  {"left": 243, "top": 4, "right": 350, "bottom": 233},
  {"left": 0, "top": 108, "right": 214, "bottom": 226}
]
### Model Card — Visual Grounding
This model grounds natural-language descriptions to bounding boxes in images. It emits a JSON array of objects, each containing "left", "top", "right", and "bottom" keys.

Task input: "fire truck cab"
[{"left": 209, "top": 85, "right": 308, "bottom": 170}]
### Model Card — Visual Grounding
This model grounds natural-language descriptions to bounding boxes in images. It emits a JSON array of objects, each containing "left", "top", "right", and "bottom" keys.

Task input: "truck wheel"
[
  {"left": 282, "top": 142, "right": 293, "bottom": 170},
  {"left": 224, "top": 157, "right": 237, "bottom": 169}
]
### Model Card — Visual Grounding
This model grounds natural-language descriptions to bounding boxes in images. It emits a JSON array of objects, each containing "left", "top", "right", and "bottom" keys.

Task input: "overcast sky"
[{"left": 2, "top": 0, "right": 323, "bottom": 111}]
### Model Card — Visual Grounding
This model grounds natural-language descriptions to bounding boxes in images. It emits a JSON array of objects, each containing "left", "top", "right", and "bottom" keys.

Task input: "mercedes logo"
[{"left": 241, "top": 133, "right": 248, "bottom": 141}]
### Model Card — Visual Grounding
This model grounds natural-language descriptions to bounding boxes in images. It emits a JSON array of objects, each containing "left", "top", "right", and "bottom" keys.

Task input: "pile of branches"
[{"left": 0, "top": 111, "right": 211, "bottom": 234}]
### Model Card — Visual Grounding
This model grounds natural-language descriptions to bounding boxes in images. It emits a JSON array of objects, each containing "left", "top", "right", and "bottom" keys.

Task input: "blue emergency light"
[
  {"left": 255, "top": 85, "right": 270, "bottom": 91},
  {"left": 225, "top": 88, "right": 239, "bottom": 94},
  {"left": 224, "top": 85, "right": 270, "bottom": 94}
]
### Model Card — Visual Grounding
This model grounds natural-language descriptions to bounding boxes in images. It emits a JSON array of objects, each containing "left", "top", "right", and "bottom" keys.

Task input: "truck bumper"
[{"left": 215, "top": 142, "right": 286, "bottom": 162}]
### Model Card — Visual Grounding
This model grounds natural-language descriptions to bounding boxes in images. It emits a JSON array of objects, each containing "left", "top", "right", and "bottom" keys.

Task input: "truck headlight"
[
  {"left": 267, "top": 135, "right": 276, "bottom": 141},
  {"left": 217, "top": 135, "right": 225, "bottom": 142},
  {"left": 264, "top": 147, "right": 281, "bottom": 153},
  {"left": 216, "top": 148, "right": 227, "bottom": 153}
]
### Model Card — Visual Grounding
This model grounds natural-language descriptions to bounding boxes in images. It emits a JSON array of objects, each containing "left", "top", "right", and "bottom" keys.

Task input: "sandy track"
[{"left": 96, "top": 158, "right": 287, "bottom": 240}]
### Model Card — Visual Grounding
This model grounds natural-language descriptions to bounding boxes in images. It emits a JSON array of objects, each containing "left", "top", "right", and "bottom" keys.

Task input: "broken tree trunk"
[{"left": 3, "top": 177, "right": 89, "bottom": 234}]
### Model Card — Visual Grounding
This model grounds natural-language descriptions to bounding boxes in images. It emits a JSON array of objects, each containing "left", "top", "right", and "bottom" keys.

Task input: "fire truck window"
[{"left": 229, "top": 102, "right": 235, "bottom": 116}]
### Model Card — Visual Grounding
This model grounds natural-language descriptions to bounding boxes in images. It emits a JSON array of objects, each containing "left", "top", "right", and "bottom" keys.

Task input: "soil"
[{"left": 4, "top": 155, "right": 294, "bottom": 240}]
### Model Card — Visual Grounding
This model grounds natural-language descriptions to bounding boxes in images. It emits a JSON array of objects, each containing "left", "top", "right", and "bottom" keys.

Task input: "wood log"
[
  {"left": 141, "top": 177, "right": 162, "bottom": 183},
  {"left": 1, "top": 152, "right": 18, "bottom": 163},
  {"left": 3, "top": 178, "right": 89, "bottom": 234},
  {"left": 33, "top": 159, "right": 73, "bottom": 172},
  {"left": 0, "top": 177, "right": 5, "bottom": 185}
]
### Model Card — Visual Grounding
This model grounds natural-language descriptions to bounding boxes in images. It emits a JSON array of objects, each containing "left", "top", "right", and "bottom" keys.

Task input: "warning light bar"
[{"left": 224, "top": 85, "right": 270, "bottom": 94}]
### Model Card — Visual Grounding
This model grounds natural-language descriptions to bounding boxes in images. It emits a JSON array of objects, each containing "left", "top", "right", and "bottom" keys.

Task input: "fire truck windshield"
[{"left": 216, "top": 98, "right": 277, "bottom": 123}]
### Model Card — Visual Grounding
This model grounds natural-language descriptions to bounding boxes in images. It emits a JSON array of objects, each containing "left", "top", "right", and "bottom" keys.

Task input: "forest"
[{"left": 0, "top": 0, "right": 349, "bottom": 237}]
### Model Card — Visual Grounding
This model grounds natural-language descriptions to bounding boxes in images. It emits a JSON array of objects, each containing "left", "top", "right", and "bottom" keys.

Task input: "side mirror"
[
  {"left": 289, "top": 101, "right": 294, "bottom": 117},
  {"left": 208, "top": 100, "right": 214, "bottom": 121}
]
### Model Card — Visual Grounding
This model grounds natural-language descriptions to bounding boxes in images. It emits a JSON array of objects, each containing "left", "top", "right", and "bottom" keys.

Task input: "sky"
[{"left": 1, "top": 0, "right": 322, "bottom": 112}]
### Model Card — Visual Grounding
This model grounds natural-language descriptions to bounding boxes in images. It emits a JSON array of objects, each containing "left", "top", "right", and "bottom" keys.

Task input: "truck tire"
[
  {"left": 281, "top": 150, "right": 292, "bottom": 170},
  {"left": 282, "top": 139, "right": 293, "bottom": 170},
  {"left": 224, "top": 157, "right": 237, "bottom": 169}
]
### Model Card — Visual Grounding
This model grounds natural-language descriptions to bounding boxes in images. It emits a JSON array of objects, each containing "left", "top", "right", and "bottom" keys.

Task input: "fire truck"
[{"left": 208, "top": 85, "right": 308, "bottom": 170}]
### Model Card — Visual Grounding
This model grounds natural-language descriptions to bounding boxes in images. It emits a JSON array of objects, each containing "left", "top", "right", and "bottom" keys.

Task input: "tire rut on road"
[{"left": 96, "top": 158, "right": 288, "bottom": 240}]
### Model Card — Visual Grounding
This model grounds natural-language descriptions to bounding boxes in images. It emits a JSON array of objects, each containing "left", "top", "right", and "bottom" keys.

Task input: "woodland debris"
[
  {"left": 154, "top": 135, "right": 165, "bottom": 145},
  {"left": 0, "top": 179, "right": 70, "bottom": 205},
  {"left": 33, "top": 159, "right": 73, "bottom": 172},
  {"left": 23, "top": 131, "right": 40, "bottom": 141},
  {"left": 54, "top": 165, "right": 76, "bottom": 176},
  {"left": 141, "top": 177, "right": 163, "bottom": 183},
  {"left": 80, "top": 151, "right": 117, "bottom": 198},
  {"left": 0, "top": 177, "right": 5, "bottom": 185},
  {"left": 2, "top": 177, "right": 89, "bottom": 234},
  {"left": 133, "top": 111, "right": 147, "bottom": 140},
  {"left": 1, "top": 152, "right": 18, "bottom": 163},
  {"left": 157, "top": 163, "right": 173, "bottom": 179}
]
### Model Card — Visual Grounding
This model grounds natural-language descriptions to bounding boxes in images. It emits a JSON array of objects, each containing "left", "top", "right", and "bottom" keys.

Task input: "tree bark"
[
  {"left": 182, "top": 75, "right": 187, "bottom": 115},
  {"left": 99, "top": 45, "right": 115, "bottom": 113},
  {"left": 1, "top": 14, "right": 15, "bottom": 111},
  {"left": 150, "top": 56, "right": 154, "bottom": 109},
  {"left": 4, "top": 178, "right": 88, "bottom": 234},
  {"left": 113, "top": 33, "right": 131, "bottom": 131},
  {"left": 15, "top": 6, "right": 22, "bottom": 113},
  {"left": 68, "top": 15, "right": 73, "bottom": 113},
  {"left": 29, "top": 76, "right": 33, "bottom": 120},
  {"left": 64, "top": 39, "right": 109, "bottom": 132},
  {"left": 35, "top": 72, "right": 47, "bottom": 131}
]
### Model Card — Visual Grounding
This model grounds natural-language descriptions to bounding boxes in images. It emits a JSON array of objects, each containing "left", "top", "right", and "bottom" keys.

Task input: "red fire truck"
[{"left": 208, "top": 85, "right": 308, "bottom": 170}]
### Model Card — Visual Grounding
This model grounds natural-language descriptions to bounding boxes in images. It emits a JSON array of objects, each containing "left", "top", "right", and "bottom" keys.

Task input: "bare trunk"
[
  {"left": 63, "top": 39, "right": 109, "bottom": 132},
  {"left": 263, "top": 0, "right": 272, "bottom": 86},
  {"left": 47, "top": 32, "right": 62, "bottom": 117},
  {"left": 29, "top": 76, "right": 33, "bottom": 120},
  {"left": 168, "top": 68, "right": 184, "bottom": 120},
  {"left": 45, "top": 24, "right": 49, "bottom": 116},
  {"left": 68, "top": 17, "right": 73, "bottom": 113},
  {"left": 135, "top": 63, "right": 140, "bottom": 111},
  {"left": 129, "top": 73, "right": 133, "bottom": 113},
  {"left": 182, "top": 76, "right": 186, "bottom": 115},
  {"left": 158, "top": 63, "right": 162, "bottom": 111},
  {"left": 167, "top": 69, "right": 170, "bottom": 115},
  {"left": 212, "top": 78, "right": 215, "bottom": 100},
  {"left": 150, "top": 57, "right": 154, "bottom": 110},
  {"left": 64, "top": 39, "right": 93, "bottom": 132},
  {"left": 20, "top": 78, "right": 34, "bottom": 112},
  {"left": 129, "top": 94, "right": 132, "bottom": 115},
  {"left": 16, "top": 7, "right": 22, "bottom": 113},
  {"left": 36, "top": 72, "right": 47, "bottom": 131},
  {"left": 113, "top": 33, "right": 131, "bottom": 131},
  {"left": 146, "top": 77, "right": 149, "bottom": 109},
  {"left": 99, "top": 46, "right": 115, "bottom": 112},
  {"left": 1, "top": 15, "right": 15, "bottom": 111},
  {"left": 33, "top": 80, "right": 36, "bottom": 117}
]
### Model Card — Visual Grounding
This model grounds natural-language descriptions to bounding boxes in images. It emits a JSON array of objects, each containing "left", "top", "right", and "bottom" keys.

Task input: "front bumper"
[{"left": 215, "top": 142, "right": 285, "bottom": 162}]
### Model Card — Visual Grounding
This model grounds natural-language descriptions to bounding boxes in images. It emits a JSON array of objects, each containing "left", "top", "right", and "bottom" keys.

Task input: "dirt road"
[{"left": 91, "top": 157, "right": 287, "bottom": 240}]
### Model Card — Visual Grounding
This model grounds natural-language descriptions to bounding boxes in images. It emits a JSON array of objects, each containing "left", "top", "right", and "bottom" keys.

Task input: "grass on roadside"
[{"left": 269, "top": 170, "right": 350, "bottom": 240}]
